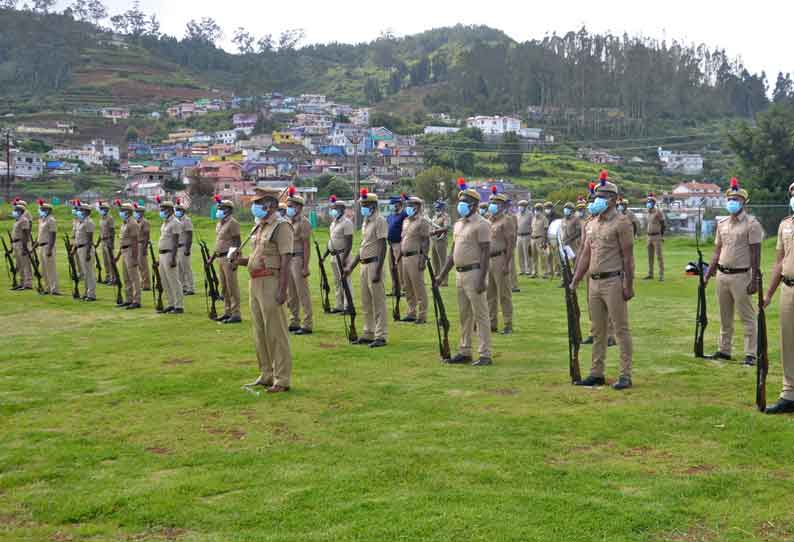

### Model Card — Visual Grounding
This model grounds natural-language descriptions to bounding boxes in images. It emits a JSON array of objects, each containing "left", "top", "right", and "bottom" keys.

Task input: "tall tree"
[
  {"left": 185, "top": 17, "right": 222, "bottom": 44},
  {"left": 364, "top": 78, "right": 382, "bottom": 104},
  {"left": 498, "top": 132, "right": 522, "bottom": 176},
  {"left": 233, "top": 27, "right": 255, "bottom": 54},
  {"left": 31, "top": 0, "right": 56, "bottom": 12},
  {"left": 87, "top": 0, "right": 106, "bottom": 25}
]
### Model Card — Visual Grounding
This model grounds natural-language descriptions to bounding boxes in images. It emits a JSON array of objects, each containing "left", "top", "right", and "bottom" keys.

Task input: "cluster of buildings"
[
  {"left": 657, "top": 147, "right": 705, "bottom": 175},
  {"left": 6, "top": 140, "right": 120, "bottom": 179},
  {"left": 424, "top": 115, "right": 550, "bottom": 142}
]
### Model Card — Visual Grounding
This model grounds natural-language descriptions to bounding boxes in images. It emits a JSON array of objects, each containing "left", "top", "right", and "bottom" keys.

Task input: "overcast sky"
[{"left": 100, "top": 0, "right": 791, "bottom": 81}]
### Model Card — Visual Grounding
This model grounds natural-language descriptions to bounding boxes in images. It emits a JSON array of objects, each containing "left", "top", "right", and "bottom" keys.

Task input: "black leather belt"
[
  {"left": 361, "top": 256, "right": 379, "bottom": 264},
  {"left": 456, "top": 263, "right": 481, "bottom": 273},
  {"left": 718, "top": 265, "right": 749, "bottom": 275},
  {"left": 216, "top": 249, "right": 230, "bottom": 257},
  {"left": 121, "top": 245, "right": 130, "bottom": 250},
  {"left": 490, "top": 250, "right": 505, "bottom": 258},
  {"left": 518, "top": 232, "right": 531, "bottom": 237},
  {"left": 11, "top": 238, "right": 20, "bottom": 243},
  {"left": 38, "top": 242, "right": 48, "bottom": 247},
  {"left": 290, "top": 251, "right": 304, "bottom": 257},
  {"left": 159, "top": 249, "right": 172, "bottom": 254},
  {"left": 178, "top": 243, "right": 185, "bottom": 247},
  {"left": 783, "top": 276, "right": 794, "bottom": 287},
  {"left": 403, "top": 250, "right": 420, "bottom": 257},
  {"left": 77, "top": 244, "right": 87, "bottom": 249},
  {"left": 590, "top": 271, "right": 622, "bottom": 280},
  {"left": 532, "top": 236, "right": 544, "bottom": 239}
]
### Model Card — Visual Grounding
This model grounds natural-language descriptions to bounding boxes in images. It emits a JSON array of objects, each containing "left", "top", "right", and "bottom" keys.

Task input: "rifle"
[
  {"left": 148, "top": 241, "right": 164, "bottom": 312},
  {"left": 425, "top": 256, "right": 451, "bottom": 361},
  {"left": 93, "top": 240, "right": 104, "bottom": 283},
  {"left": 1, "top": 235, "right": 17, "bottom": 289},
  {"left": 389, "top": 244, "right": 401, "bottom": 321},
  {"left": 557, "top": 229, "right": 582, "bottom": 384},
  {"left": 314, "top": 240, "right": 331, "bottom": 313},
  {"left": 63, "top": 234, "right": 81, "bottom": 299},
  {"left": 26, "top": 231, "right": 43, "bottom": 294},
  {"left": 334, "top": 251, "right": 358, "bottom": 343},
  {"left": 694, "top": 203, "right": 708, "bottom": 358},
  {"left": 109, "top": 248, "right": 123, "bottom": 305},
  {"left": 198, "top": 236, "right": 221, "bottom": 320},
  {"left": 756, "top": 272, "right": 769, "bottom": 412}
]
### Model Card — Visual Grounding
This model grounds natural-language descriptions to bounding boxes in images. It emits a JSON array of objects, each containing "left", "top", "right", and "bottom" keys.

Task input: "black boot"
[{"left": 576, "top": 375, "right": 606, "bottom": 387}]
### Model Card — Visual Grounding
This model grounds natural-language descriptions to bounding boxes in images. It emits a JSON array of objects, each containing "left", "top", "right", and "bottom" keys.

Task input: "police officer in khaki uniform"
[
  {"left": 763, "top": 181, "right": 794, "bottom": 414},
  {"left": 644, "top": 193, "right": 666, "bottom": 281},
  {"left": 487, "top": 187, "right": 515, "bottom": 334},
  {"left": 328, "top": 195, "right": 354, "bottom": 313},
  {"left": 478, "top": 201, "right": 489, "bottom": 217},
  {"left": 530, "top": 203, "right": 549, "bottom": 278},
  {"left": 233, "top": 187, "right": 294, "bottom": 393},
  {"left": 214, "top": 199, "right": 242, "bottom": 324},
  {"left": 400, "top": 196, "right": 430, "bottom": 324},
  {"left": 10, "top": 201, "right": 33, "bottom": 290},
  {"left": 285, "top": 187, "right": 314, "bottom": 335},
  {"left": 116, "top": 203, "right": 142, "bottom": 309},
  {"left": 436, "top": 178, "right": 492, "bottom": 366},
  {"left": 70, "top": 200, "right": 83, "bottom": 279},
  {"left": 35, "top": 200, "right": 59, "bottom": 295},
  {"left": 571, "top": 175, "right": 635, "bottom": 390},
  {"left": 617, "top": 197, "right": 641, "bottom": 238},
  {"left": 73, "top": 202, "right": 97, "bottom": 301},
  {"left": 157, "top": 199, "right": 184, "bottom": 314},
  {"left": 516, "top": 200, "right": 533, "bottom": 276},
  {"left": 278, "top": 202, "right": 288, "bottom": 219},
  {"left": 98, "top": 201, "right": 117, "bottom": 285},
  {"left": 345, "top": 188, "right": 388, "bottom": 348},
  {"left": 704, "top": 179, "right": 764, "bottom": 365},
  {"left": 134, "top": 204, "right": 152, "bottom": 291},
  {"left": 175, "top": 200, "right": 195, "bottom": 295},
  {"left": 560, "top": 201, "right": 582, "bottom": 256},
  {"left": 430, "top": 201, "right": 450, "bottom": 287},
  {"left": 507, "top": 204, "right": 520, "bottom": 292}
]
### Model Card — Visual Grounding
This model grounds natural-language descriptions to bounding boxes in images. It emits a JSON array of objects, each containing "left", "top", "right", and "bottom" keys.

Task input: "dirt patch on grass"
[
  {"left": 661, "top": 524, "right": 718, "bottom": 541},
  {"left": 145, "top": 446, "right": 171, "bottom": 455},
  {"left": 127, "top": 527, "right": 188, "bottom": 541},
  {"left": 682, "top": 464, "right": 716, "bottom": 476},
  {"left": 319, "top": 343, "right": 337, "bottom": 349},
  {"left": 272, "top": 422, "right": 302, "bottom": 442},
  {"left": 757, "top": 519, "right": 794, "bottom": 540},
  {"left": 488, "top": 388, "right": 519, "bottom": 396},
  {"left": 164, "top": 358, "right": 193, "bottom": 366},
  {"left": 51, "top": 532, "right": 75, "bottom": 541},
  {"left": 204, "top": 427, "right": 246, "bottom": 441}
]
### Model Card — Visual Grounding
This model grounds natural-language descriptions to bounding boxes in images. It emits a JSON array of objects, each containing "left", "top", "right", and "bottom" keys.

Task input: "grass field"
[{"left": 1, "top": 207, "right": 793, "bottom": 542}]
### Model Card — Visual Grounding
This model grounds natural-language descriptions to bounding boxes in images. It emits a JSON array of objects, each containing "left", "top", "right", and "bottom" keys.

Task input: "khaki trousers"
[
  {"left": 390, "top": 243, "right": 403, "bottom": 291},
  {"left": 138, "top": 242, "right": 151, "bottom": 290},
  {"left": 287, "top": 255, "right": 313, "bottom": 330},
  {"left": 331, "top": 255, "right": 353, "bottom": 311},
  {"left": 716, "top": 272, "right": 756, "bottom": 357},
  {"left": 402, "top": 254, "right": 427, "bottom": 321},
  {"left": 77, "top": 246, "right": 96, "bottom": 298},
  {"left": 510, "top": 248, "right": 518, "bottom": 288},
  {"left": 488, "top": 255, "right": 513, "bottom": 329},
  {"left": 14, "top": 245, "right": 32, "bottom": 287},
  {"left": 360, "top": 261, "right": 387, "bottom": 341},
  {"left": 779, "top": 285, "right": 794, "bottom": 400},
  {"left": 159, "top": 254, "right": 184, "bottom": 310},
  {"left": 546, "top": 241, "right": 560, "bottom": 277},
  {"left": 647, "top": 235, "right": 664, "bottom": 278},
  {"left": 219, "top": 258, "right": 241, "bottom": 318},
  {"left": 431, "top": 239, "right": 448, "bottom": 286},
  {"left": 250, "top": 272, "right": 292, "bottom": 387},
  {"left": 588, "top": 276, "right": 632, "bottom": 378},
  {"left": 517, "top": 235, "right": 532, "bottom": 274},
  {"left": 530, "top": 238, "right": 546, "bottom": 277},
  {"left": 122, "top": 252, "right": 141, "bottom": 305},
  {"left": 179, "top": 249, "right": 195, "bottom": 293},
  {"left": 102, "top": 242, "right": 116, "bottom": 283},
  {"left": 456, "top": 268, "right": 492, "bottom": 358},
  {"left": 39, "top": 246, "right": 59, "bottom": 294},
  {"left": 585, "top": 280, "right": 615, "bottom": 338}
]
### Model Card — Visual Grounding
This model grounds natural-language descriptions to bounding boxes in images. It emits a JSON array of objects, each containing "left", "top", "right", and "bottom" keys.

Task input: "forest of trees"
[{"left": 0, "top": 2, "right": 779, "bottom": 131}]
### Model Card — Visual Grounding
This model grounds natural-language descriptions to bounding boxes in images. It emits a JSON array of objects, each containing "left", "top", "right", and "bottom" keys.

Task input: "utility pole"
[
  {"left": 3, "top": 131, "right": 10, "bottom": 204},
  {"left": 349, "top": 132, "right": 362, "bottom": 227}
]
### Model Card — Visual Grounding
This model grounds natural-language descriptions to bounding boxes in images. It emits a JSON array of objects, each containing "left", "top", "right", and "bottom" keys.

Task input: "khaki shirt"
[
  {"left": 249, "top": 215, "right": 292, "bottom": 276},
  {"left": 137, "top": 217, "right": 151, "bottom": 246},
  {"left": 517, "top": 211, "right": 532, "bottom": 235},
  {"left": 432, "top": 212, "right": 450, "bottom": 241},
  {"left": 290, "top": 215, "right": 312, "bottom": 254},
  {"left": 100, "top": 214, "right": 115, "bottom": 241},
  {"left": 120, "top": 219, "right": 140, "bottom": 259},
  {"left": 585, "top": 209, "right": 633, "bottom": 274},
  {"left": 715, "top": 212, "right": 764, "bottom": 269},
  {"left": 179, "top": 215, "right": 193, "bottom": 246},
  {"left": 489, "top": 214, "right": 514, "bottom": 254},
  {"left": 215, "top": 216, "right": 241, "bottom": 254},
  {"left": 624, "top": 210, "right": 641, "bottom": 236},
  {"left": 329, "top": 216, "right": 354, "bottom": 253},
  {"left": 401, "top": 215, "right": 430, "bottom": 254},
  {"left": 531, "top": 214, "right": 549, "bottom": 239},
  {"left": 561, "top": 215, "right": 582, "bottom": 253},
  {"left": 11, "top": 216, "right": 31, "bottom": 251},
  {"left": 38, "top": 215, "right": 57, "bottom": 245},
  {"left": 359, "top": 212, "right": 387, "bottom": 261},
  {"left": 646, "top": 208, "right": 666, "bottom": 236},
  {"left": 158, "top": 215, "right": 183, "bottom": 251},
  {"left": 777, "top": 217, "right": 794, "bottom": 277},
  {"left": 75, "top": 218, "right": 96, "bottom": 247},
  {"left": 453, "top": 213, "right": 490, "bottom": 266}
]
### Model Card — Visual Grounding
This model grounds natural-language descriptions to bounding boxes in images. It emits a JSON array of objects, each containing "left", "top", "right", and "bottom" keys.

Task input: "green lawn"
[{"left": 1, "top": 207, "right": 792, "bottom": 541}]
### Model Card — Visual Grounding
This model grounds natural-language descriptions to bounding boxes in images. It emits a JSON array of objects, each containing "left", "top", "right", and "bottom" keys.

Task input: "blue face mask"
[
  {"left": 564, "top": 208, "right": 573, "bottom": 217},
  {"left": 590, "top": 198, "right": 608, "bottom": 215},
  {"left": 159, "top": 210, "right": 168, "bottom": 220},
  {"left": 251, "top": 203, "right": 268, "bottom": 219},
  {"left": 78, "top": 211, "right": 87, "bottom": 221},
  {"left": 216, "top": 209, "right": 225, "bottom": 220},
  {"left": 12, "top": 210, "right": 21, "bottom": 219},
  {"left": 361, "top": 206, "right": 372, "bottom": 218},
  {"left": 488, "top": 203, "right": 499, "bottom": 215},
  {"left": 39, "top": 210, "right": 48, "bottom": 219},
  {"left": 520, "top": 207, "right": 527, "bottom": 214},
  {"left": 329, "top": 208, "right": 339, "bottom": 219},
  {"left": 577, "top": 210, "right": 585, "bottom": 218},
  {"left": 617, "top": 205, "right": 626, "bottom": 213},
  {"left": 175, "top": 210, "right": 184, "bottom": 218},
  {"left": 457, "top": 202, "right": 471, "bottom": 217},
  {"left": 405, "top": 206, "right": 416, "bottom": 217},
  {"left": 646, "top": 202, "right": 654, "bottom": 209},
  {"left": 119, "top": 211, "right": 128, "bottom": 220},
  {"left": 479, "top": 207, "right": 487, "bottom": 216},
  {"left": 726, "top": 200, "right": 743, "bottom": 215},
  {"left": 134, "top": 212, "right": 143, "bottom": 221},
  {"left": 286, "top": 206, "right": 297, "bottom": 218}
]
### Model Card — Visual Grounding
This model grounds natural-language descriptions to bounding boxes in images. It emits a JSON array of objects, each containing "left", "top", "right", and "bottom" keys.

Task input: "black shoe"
[
  {"left": 414, "top": 319, "right": 427, "bottom": 325},
  {"left": 607, "top": 337, "right": 617, "bottom": 347},
  {"left": 142, "top": 288, "right": 152, "bottom": 292},
  {"left": 401, "top": 315, "right": 417, "bottom": 322},
  {"left": 709, "top": 351, "right": 733, "bottom": 361},
  {"left": 369, "top": 338, "right": 387, "bottom": 348},
  {"left": 116, "top": 302, "right": 130, "bottom": 308},
  {"left": 576, "top": 375, "right": 606, "bottom": 387},
  {"left": 223, "top": 316, "right": 242, "bottom": 324},
  {"left": 294, "top": 328, "right": 313, "bottom": 335},
  {"left": 446, "top": 353, "right": 472, "bottom": 364},
  {"left": 766, "top": 399, "right": 794, "bottom": 414},
  {"left": 171, "top": 308, "right": 184, "bottom": 314},
  {"left": 472, "top": 357, "right": 493, "bottom": 366},
  {"left": 126, "top": 303, "right": 141, "bottom": 310},
  {"left": 642, "top": 275, "right": 653, "bottom": 280},
  {"left": 162, "top": 306, "right": 175, "bottom": 313},
  {"left": 742, "top": 355, "right": 756, "bottom": 367},
  {"left": 329, "top": 308, "right": 342, "bottom": 314},
  {"left": 51, "top": 292, "right": 63, "bottom": 296},
  {"left": 288, "top": 325, "right": 301, "bottom": 333},
  {"left": 512, "top": 288, "right": 520, "bottom": 293},
  {"left": 612, "top": 376, "right": 633, "bottom": 390},
  {"left": 502, "top": 327, "right": 513, "bottom": 335},
  {"left": 352, "top": 337, "right": 374, "bottom": 345},
  {"left": 39, "top": 291, "right": 50, "bottom": 296},
  {"left": 581, "top": 336, "right": 594, "bottom": 345},
  {"left": 658, "top": 276, "right": 665, "bottom": 282},
  {"left": 217, "top": 314, "right": 231, "bottom": 322},
  {"left": 83, "top": 297, "right": 96, "bottom": 302}
]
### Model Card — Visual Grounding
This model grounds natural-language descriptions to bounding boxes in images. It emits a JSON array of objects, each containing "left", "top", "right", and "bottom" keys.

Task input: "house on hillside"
[
  {"left": 577, "top": 147, "right": 623, "bottom": 165},
  {"left": 466, "top": 115, "right": 521, "bottom": 135},
  {"left": 233, "top": 114, "right": 258, "bottom": 134},
  {"left": 424, "top": 126, "right": 460, "bottom": 136},
  {"left": 664, "top": 181, "right": 726, "bottom": 209},
  {"left": 101, "top": 107, "right": 130, "bottom": 121},
  {"left": 13, "top": 152, "right": 44, "bottom": 178},
  {"left": 658, "top": 147, "right": 704, "bottom": 175}
]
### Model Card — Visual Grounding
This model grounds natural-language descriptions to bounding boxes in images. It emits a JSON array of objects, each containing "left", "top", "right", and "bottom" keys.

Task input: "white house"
[
  {"left": 213, "top": 130, "right": 238, "bottom": 145},
  {"left": 658, "top": 147, "right": 704, "bottom": 175},
  {"left": 13, "top": 152, "right": 44, "bottom": 178},
  {"left": 466, "top": 115, "right": 521, "bottom": 135},
  {"left": 424, "top": 126, "right": 460, "bottom": 136},
  {"left": 668, "top": 181, "right": 726, "bottom": 208},
  {"left": 101, "top": 107, "right": 130, "bottom": 120}
]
